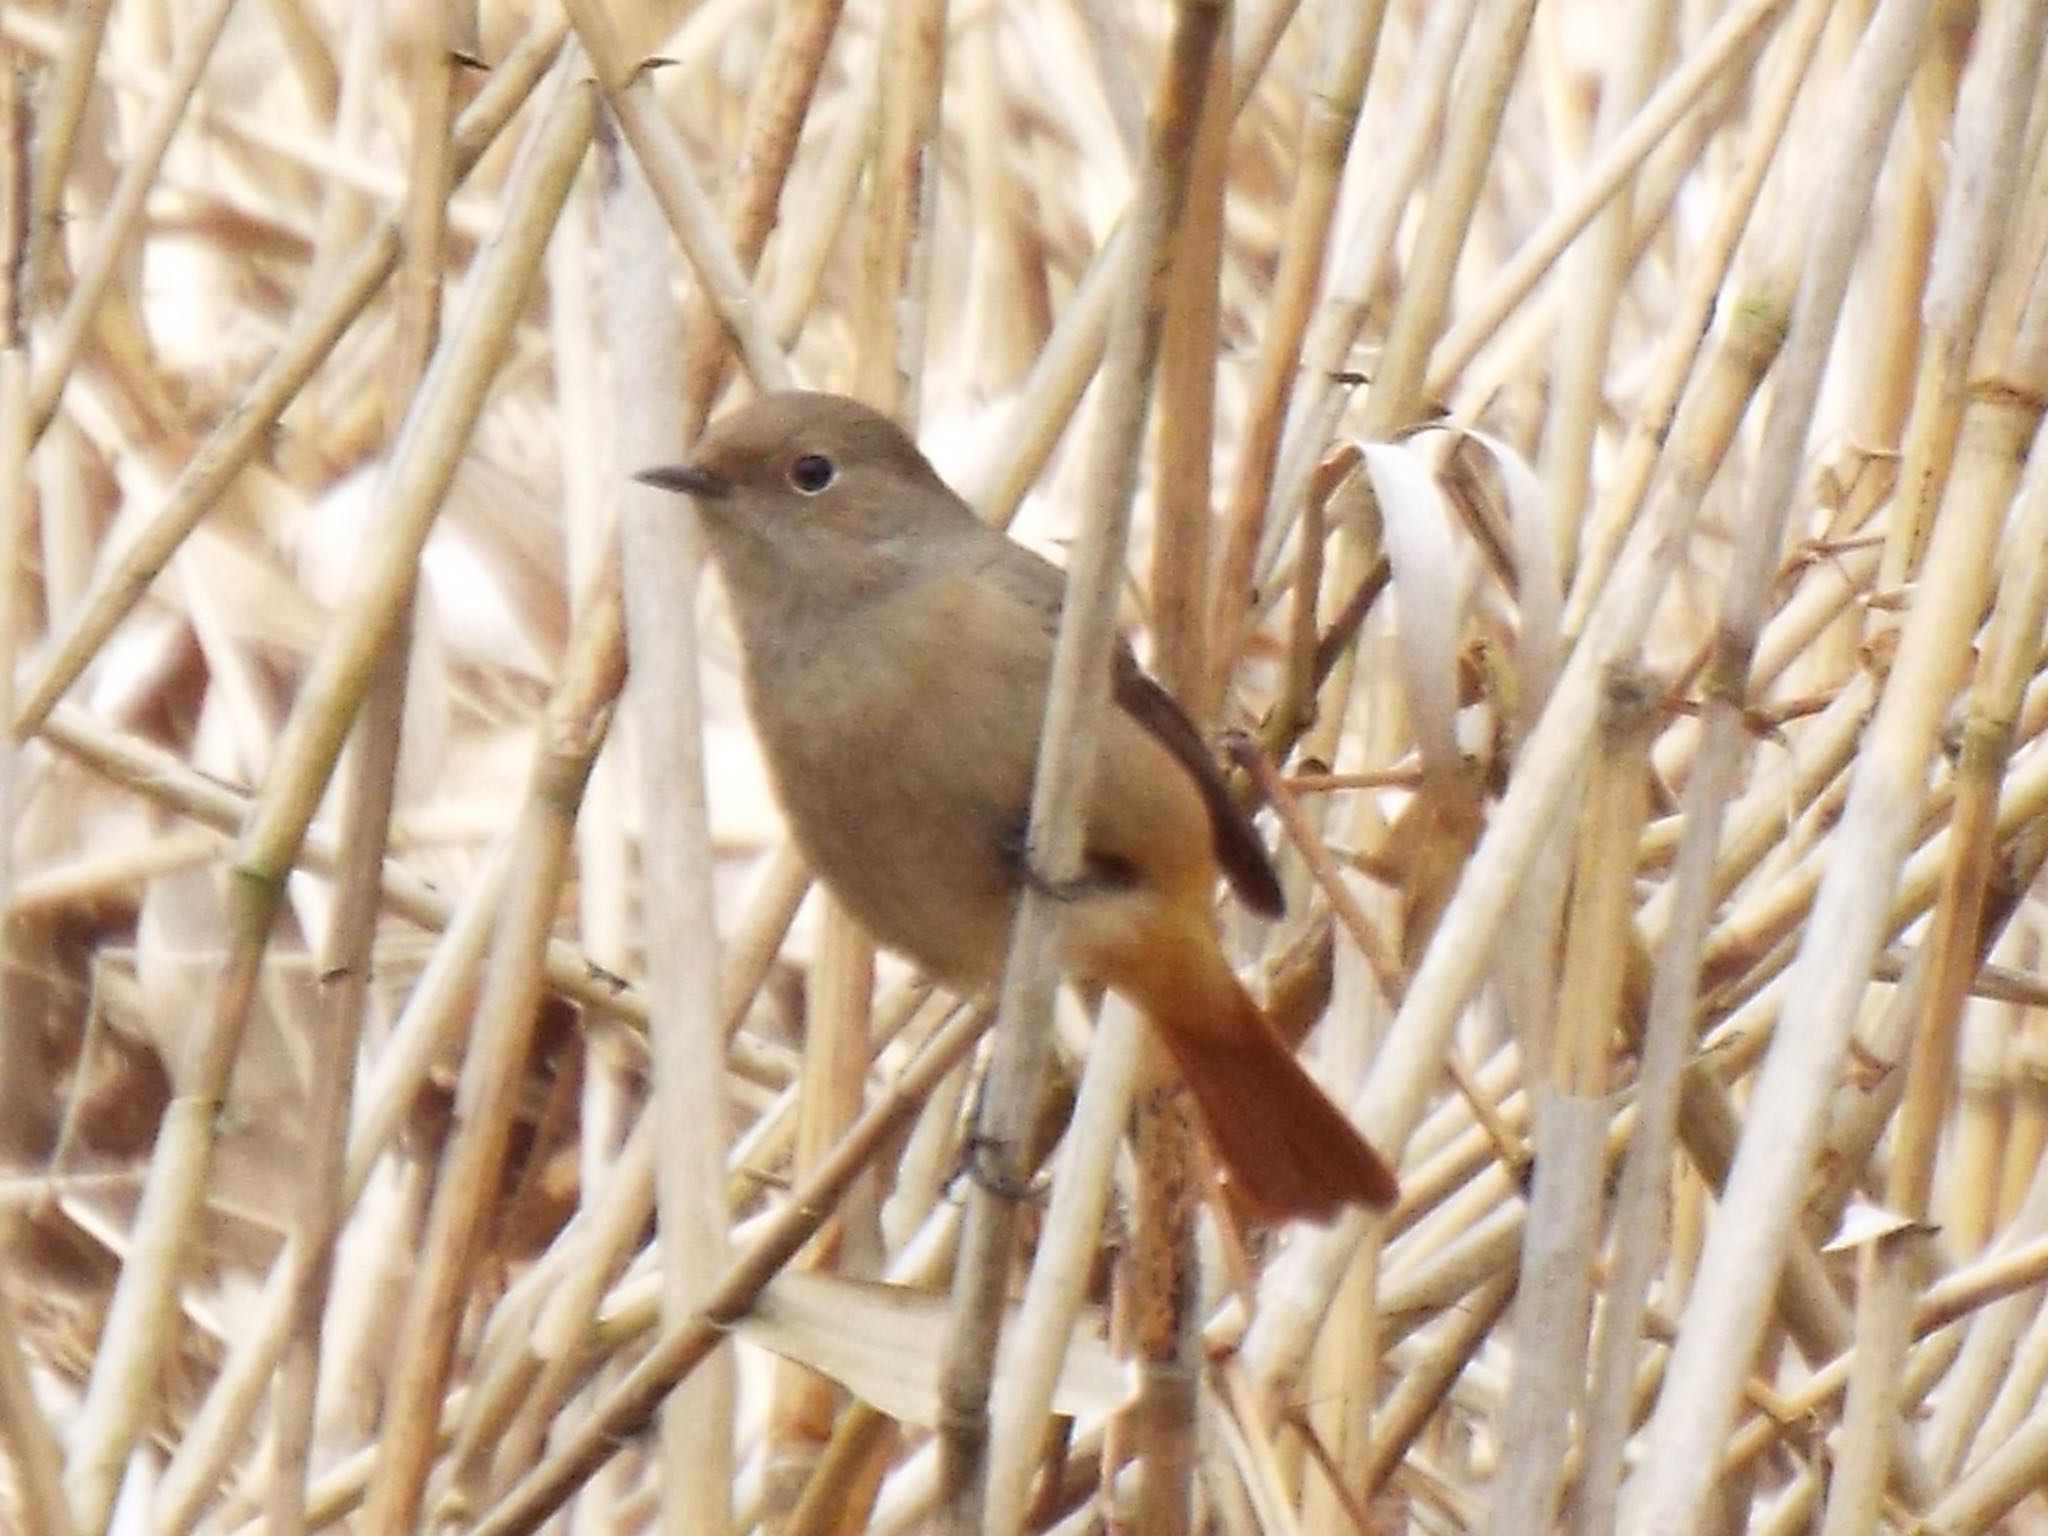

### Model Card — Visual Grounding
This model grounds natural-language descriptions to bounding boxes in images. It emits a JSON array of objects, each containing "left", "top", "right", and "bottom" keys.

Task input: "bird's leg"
[{"left": 997, "top": 819, "right": 1140, "bottom": 902}]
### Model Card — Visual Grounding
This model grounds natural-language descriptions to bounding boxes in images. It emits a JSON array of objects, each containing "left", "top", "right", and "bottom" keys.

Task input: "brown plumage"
[{"left": 639, "top": 390, "right": 1397, "bottom": 1220}]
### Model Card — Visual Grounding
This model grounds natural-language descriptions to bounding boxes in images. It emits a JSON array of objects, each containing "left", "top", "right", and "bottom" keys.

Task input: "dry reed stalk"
[
  {"left": 1538, "top": 0, "right": 1669, "bottom": 577},
  {"left": 1207, "top": 0, "right": 1385, "bottom": 720},
  {"left": 606, "top": 126, "right": 738, "bottom": 1534},
  {"left": 562, "top": 0, "right": 790, "bottom": 393},
  {"left": 983, "top": 999, "right": 1143, "bottom": 1534},
  {"left": 933, "top": 6, "right": 1227, "bottom": 1528},
  {"left": 1113, "top": 23, "right": 1233, "bottom": 1533},
  {"left": 1, "top": 140, "right": 76, "bottom": 1524},
  {"left": 1489, "top": 671, "right": 1653, "bottom": 1529},
  {"left": 18, "top": 0, "right": 111, "bottom": 305},
  {"left": 556, "top": 169, "right": 637, "bottom": 1207},
  {"left": 323, "top": 71, "right": 598, "bottom": 1530}
]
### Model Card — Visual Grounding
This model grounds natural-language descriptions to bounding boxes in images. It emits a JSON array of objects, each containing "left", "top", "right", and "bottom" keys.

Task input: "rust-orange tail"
[{"left": 1102, "top": 918, "right": 1399, "bottom": 1221}]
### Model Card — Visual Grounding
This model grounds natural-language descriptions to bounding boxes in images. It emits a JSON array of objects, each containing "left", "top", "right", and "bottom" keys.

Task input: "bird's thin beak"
[{"left": 635, "top": 463, "right": 732, "bottom": 499}]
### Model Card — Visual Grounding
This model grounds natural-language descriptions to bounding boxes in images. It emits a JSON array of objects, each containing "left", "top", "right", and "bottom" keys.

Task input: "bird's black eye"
[{"left": 788, "top": 453, "right": 837, "bottom": 494}]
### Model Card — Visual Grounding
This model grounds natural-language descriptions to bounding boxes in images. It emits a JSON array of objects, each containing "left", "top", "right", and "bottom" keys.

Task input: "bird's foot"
[{"left": 957, "top": 1132, "right": 1049, "bottom": 1204}]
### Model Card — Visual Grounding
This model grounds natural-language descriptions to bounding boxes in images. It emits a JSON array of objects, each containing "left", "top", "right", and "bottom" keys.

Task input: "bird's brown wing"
[
  {"left": 1109, "top": 657, "right": 1284, "bottom": 917},
  {"left": 973, "top": 537, "right": 1285, "bottom": 919}
]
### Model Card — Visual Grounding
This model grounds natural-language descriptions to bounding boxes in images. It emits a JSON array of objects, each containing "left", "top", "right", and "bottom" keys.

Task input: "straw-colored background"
[{"left": 4, "top": 0, "right": 2048, "bottom": 1531}]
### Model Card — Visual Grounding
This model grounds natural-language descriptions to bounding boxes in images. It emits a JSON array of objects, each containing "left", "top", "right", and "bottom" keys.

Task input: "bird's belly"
[{"left": 751, "top": 646, "right": 1034, "bottom": 988}]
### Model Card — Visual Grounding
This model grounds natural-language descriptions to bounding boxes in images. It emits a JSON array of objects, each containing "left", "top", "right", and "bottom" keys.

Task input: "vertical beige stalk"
[
  {"left": 607, "top": 132, "right": 737, "bottom": 1535},
  {"left": 19, "top": 0, "right": 112, "bottom": 304},
  {"left": 933, "top": 5, "right": 1226, "bottom": 1529},
  {"left": 1206, "top": 0, "right": 1387, "bottom": 719},
  {"left": 1540, "top": 1, "right": 1670, "bottom": 576},
  {"left": 0, "top": 115, "right": 80, "bottom": 1526},
  {"left": 1118, "top": 22, "right": 1231, "bottom": 1534}
]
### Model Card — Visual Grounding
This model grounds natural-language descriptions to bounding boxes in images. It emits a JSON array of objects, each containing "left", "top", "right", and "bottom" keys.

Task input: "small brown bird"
[{"left": 639, "top": 391, "right": 1397, "bottom": 1220}]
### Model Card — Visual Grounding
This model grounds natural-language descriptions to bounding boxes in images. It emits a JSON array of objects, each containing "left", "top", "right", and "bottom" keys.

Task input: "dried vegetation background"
[{"left": 3, "top": 0, "right": 2048, "bottom": 1532}]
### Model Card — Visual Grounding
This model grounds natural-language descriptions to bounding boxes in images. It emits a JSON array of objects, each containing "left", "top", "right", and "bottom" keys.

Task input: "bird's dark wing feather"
[
  {"left": 972, "top": 536, "right": 1285, "bottom": 919},
  {"left": 1110, "top": 657, "right": 1285, "bottom": 918}
]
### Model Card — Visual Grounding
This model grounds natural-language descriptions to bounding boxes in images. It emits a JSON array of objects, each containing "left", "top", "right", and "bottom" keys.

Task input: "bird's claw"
[{"left": 957, "top": 1133, "right": 1049, "bottom": 1203}]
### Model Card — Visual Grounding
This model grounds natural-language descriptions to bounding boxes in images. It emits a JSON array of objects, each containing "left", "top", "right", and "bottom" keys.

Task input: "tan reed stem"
[
  {"left": 933, "top": 5, "right": 1226, "bottom": 1527},
  {"left": 266, "top": 14, "right": 458, "bottom": 1528},
  {"left": 560, "top": 0, "right": 791, "bottom": 393},
  {"left": 0, "top": 220, "right": 78, "bottom": 1536},
  {"left": 1206, "top": 0, "right": 1388, "bottom": 721},
  {"left": 606, "top": 127, "right": 736, "bottom": 1534},
  {"left": 18, "top": 0, "right": 110, "bottom": 305},
  {"left": 1118, "top": 24, "right": 1232, "bottom": 1533},
  {"left": 1538, "top": 0, "right": 1672, "bottom": 577},
  {"left": 1486, "top": 669, "right": 1654, "bottom": 1530}
]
